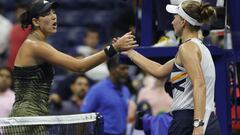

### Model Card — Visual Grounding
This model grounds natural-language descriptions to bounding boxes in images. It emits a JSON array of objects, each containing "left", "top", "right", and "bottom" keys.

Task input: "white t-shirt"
[
  {"left": 0, "top": 89, "right": 15, "bottom": 117},
  {"left": 0, "top": 15, "right": 12, "bottom": 54}
]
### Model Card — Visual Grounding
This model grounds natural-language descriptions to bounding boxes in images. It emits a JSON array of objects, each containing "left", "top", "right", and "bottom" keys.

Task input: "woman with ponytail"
[
  {"left": 10, "top": 0, "right": 137, "bottom": 118},
  {"left": 123, "top": 0, "right": 220, "bottom": 135},
  {"left": 4, "top": 0, "right": 137, "bottom": 134},
  {"left": 19, "top": 11, "right": 30, "bottom": 29}
]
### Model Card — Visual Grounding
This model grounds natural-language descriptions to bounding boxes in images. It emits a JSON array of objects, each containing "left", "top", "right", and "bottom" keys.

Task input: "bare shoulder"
[
  {"left": 178, "top": 41, "right": 201, "bottom": 62},
  {"left": 27, "top": 40, "right": 56, "bottom": 54},
  {"left": 179, "top": 41, "right": 200, "bottom": 54},
  {"left": 26, "top": 40, "right": 51, "bottom": 49},
  {"left": 14, "top": 39, "right": 50, "bottom": 66}
]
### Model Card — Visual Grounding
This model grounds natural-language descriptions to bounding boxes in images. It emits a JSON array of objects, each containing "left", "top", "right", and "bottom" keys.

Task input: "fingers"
[
  {"left": 121, "top": 31, "right": 135, "bottom": 39},
  {"left": 122, "top": 34, "right": 135, "bottom": 39},
  {"left": 121, "top": 44, "right": 139, "bottom": 51},
  {"left": 123, "top": 31, "right": 132, "bottom": 36},
  {"left": 113, "top": 37, "right": 119, "bottom": 41},
  {"left": 124, "top": 45, "right": 138, "bottom": 51},
  {"left": 113, "top": 32, "right": 138, "bottom": 51},
  {"left": 126, "top": 40, "right": 137, "bottom": 46},
  {"left": 127, "top": 44, "right": 139, "bottom": 50},
  {"left": 121, "top": 51, "right": 128, "bottom": 55}
]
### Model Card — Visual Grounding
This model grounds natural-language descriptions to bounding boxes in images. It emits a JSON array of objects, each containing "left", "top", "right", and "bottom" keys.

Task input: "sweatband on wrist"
[{"left": 104, "top": 45, "right": 118, "bottom": 58}]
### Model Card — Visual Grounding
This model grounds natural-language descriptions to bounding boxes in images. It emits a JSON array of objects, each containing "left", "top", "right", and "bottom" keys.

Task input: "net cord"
[{"left": 0, "top": 113, "right": 98, "bottom": 127}]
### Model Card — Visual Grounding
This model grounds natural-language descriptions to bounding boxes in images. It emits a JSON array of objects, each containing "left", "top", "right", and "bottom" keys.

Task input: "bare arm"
[
  {"left": 127, "top": 100, "right": 137, "bottom": 123},
  {"left": 34, "top": 43, "right": 106, "bottom": 73},
  {"left": 178, "top": 42, "right": 206, "bottom": 121},
  {"left": 126, "top": 49, "right": 174, "bottom": 79},
  {"left": 33, "top": 32, "right": 137, "bottom": 73}
]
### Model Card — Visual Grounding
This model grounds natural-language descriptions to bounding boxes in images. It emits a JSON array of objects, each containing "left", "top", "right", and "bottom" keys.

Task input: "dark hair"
[
  {"left": 70, "top": 74, "right": 89, "bottom": 85},
  {"left": 182, "top": 0, "right": 216, "bottom": 31},
  {"left": 84, "top": 27, "right": 99, "bottom": 38},
  {"left": 19, "top": 10, "right": 31, "bottom": 29},
  {"left": 106, "top": 55, "right": 124, "bottom": 70},
  {"left": 88, "top": 27, "right": 99, "bottom": 33},
  {"left": 19, "top": 0, "right": 57, "bottom": 29}
]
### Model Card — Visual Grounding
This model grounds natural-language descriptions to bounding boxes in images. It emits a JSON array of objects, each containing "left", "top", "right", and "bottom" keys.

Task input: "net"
[{"left": 0, "top": 113, "right": 103, "bottom": 135}]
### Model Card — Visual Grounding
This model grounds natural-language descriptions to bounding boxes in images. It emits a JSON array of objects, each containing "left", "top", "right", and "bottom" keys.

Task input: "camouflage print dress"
[{"left": 4, "top": 63, "right": 54, "bottom": 135}]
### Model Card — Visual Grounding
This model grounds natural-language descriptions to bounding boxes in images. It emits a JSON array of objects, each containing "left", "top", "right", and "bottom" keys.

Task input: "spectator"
[
  {"left": 132, "top": 74, "right": 173, "bottom": 135},
  {"left": 140, "top": 112, "right": 173, "bottom": 135},
  {"left": 75, "top": 28, "right": 109, "bottom": 82},
  {"left": 137, "top": 74, "right": 173, "bottom": 116},
  {"left": 125, "top": 76, "right": 138, "bottom": 135},
  {"left": 7, "top": 1, "right": 31, "bottom": 69},
  {"left": 50, "top": 74, "right": 89, "bottom": 115},
  {"left": 81, "top": 56, "right": 131, "bottom": 135},
  {"left": 0, "top": 67, "right": 15, "bottom": 117},
  {"left": 50, "top": 54, "right": 93, "bottom": 101},
  {"left": 126, "top": 98, "right": 138, "bottom": 135},
  {"left": 76, "top": 28, "right": 101, "bottom": 56},
  {"left": 50, "top": 74, "right": 81, "bottom": 101},
  {"left": 0, "top": 2, "right": 12, "bottom": 66}
]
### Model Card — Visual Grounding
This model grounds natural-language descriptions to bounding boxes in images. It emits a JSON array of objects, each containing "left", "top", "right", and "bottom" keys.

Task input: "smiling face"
[
  {"left": 32, "top": 9, "right": 57, "bottom": 35},
  {"left": 171, "top": 14, "right": 185, "bottom": 37}
]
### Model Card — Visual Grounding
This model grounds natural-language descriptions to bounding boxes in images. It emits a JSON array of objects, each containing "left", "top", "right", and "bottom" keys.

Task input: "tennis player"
[
  {"left": 10, "top": 0, "right": 137, "bottom": 117},
  {"left": 124, "top": 1, "right": 221, "bottom": 135}
]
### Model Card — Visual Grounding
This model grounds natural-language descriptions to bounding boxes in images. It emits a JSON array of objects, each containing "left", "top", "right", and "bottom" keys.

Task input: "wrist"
[
  {"left": 104, "top": 44, "right": 118, "bottom": 58},
  {"left": 193, "top": 119, "right": 204, "bottom": 128},
  {"left": 128, "top": 50, "right": 135, "bottom": 60}
]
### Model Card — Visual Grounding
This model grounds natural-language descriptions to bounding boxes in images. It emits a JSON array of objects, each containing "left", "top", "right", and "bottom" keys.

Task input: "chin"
[
  {"left": 48, "top": 30, "right": 57, "bottom": 35},
  {"left": 52, "top": 29, "right": 57, "bottom": 33}
]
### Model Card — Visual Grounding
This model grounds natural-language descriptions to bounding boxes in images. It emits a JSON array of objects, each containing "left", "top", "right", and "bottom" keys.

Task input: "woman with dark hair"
[
  {"left": 10, "top": 0, "right": 137, "bottom": 118},
  {"left": 124, "top": 1, "right": 220, "bottom": 135}
]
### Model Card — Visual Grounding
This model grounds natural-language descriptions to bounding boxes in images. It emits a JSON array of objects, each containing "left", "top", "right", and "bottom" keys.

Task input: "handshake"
[{"left": 104, "top": 32, "right": 138, "bottom": 58}]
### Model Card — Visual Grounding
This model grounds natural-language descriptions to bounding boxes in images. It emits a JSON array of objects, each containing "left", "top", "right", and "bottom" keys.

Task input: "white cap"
[
  {"left": 166, "top": 1, "right": 202, "bottom": 26},
  {"left": 170, "top": 0, "right": 201, "bottom": 5}
]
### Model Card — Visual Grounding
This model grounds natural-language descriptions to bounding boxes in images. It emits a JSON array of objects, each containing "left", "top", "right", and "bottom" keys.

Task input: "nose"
[{"left": 52, "top": 14, "right": 57, "bottom": 20}]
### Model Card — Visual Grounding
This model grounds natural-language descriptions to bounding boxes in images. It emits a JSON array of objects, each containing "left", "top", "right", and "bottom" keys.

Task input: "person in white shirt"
[
  {"left": 0, "top": 2, "right": 12, "bottom": 65},
  {"left": 0, "top": 67, "right": 15, "bottom": 117}
]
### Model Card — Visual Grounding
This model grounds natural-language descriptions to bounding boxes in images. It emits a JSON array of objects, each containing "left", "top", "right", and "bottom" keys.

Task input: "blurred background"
[{"left": 1, "top": 0, "right": 236, "bottom": 135}]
